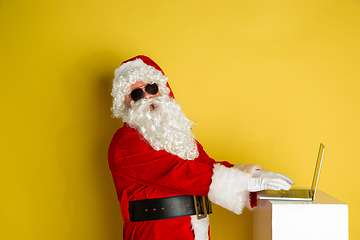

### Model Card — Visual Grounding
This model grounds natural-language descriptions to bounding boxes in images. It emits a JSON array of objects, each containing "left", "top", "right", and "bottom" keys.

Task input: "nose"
[{"left": 143, "top": 90, "right": 152, "bottom": 99}]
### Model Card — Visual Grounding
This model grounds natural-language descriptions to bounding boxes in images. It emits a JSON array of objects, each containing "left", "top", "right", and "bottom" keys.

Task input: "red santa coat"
[{"left": 108, "top": 123, "right": 259, "bottom": 240}]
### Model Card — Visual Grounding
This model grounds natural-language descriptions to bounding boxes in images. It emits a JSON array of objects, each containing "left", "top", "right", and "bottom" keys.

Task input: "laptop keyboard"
[{"left": 280, "top": 189, "right": 311, "bottom": 198}]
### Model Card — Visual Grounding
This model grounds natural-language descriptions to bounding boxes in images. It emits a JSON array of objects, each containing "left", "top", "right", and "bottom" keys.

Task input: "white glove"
[{"left": 247, "top": 171, "right": 294, "bottom": 192}]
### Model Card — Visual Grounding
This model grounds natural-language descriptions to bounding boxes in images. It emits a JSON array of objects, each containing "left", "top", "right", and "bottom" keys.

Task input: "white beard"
[{"left": 122, "top": 95, "right": 199, "bottom": 160}]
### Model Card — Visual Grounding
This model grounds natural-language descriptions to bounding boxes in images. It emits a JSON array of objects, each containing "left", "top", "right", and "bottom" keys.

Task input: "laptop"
[{"left": 257, "top": 143, "right": 325, "bottom": 201}]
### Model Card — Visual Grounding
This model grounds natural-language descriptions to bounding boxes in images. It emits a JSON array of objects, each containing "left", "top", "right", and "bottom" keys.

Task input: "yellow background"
[{"left": 1, "top": 0, "right": 359, "bottom": 239}]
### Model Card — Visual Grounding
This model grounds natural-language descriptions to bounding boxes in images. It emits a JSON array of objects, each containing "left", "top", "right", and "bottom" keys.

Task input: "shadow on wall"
[{"left": 56, "top": 51, "right": 125, "bottom": 240}]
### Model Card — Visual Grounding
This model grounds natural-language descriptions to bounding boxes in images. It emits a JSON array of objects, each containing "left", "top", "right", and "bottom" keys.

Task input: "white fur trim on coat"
[
  {"left": 191, "top": 215, "right": 209, "bottom": 240},
  {"left": 232, "top": 163, "right": 264, "bottom": 210},
  {"left": 208, "top": 163, "right": 251, "bottom": 215}
]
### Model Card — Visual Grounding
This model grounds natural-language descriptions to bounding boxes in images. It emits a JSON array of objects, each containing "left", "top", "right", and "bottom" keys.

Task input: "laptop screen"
[{"left": 311, "top": 143, "right": 325, "bottom": 197}]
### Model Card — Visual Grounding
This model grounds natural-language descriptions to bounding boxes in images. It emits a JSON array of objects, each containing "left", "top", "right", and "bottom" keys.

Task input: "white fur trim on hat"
[
  {"left": 208, "top": 163, "right": 251, "bottom": 215},
  {"left": 111, "top": 58, "right": 170, "bottom": 118}
]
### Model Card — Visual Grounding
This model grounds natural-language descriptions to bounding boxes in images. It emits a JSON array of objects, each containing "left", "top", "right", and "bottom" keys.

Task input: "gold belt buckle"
[{"left": 193, "top": 195, "right": 207, "bottom": 220}]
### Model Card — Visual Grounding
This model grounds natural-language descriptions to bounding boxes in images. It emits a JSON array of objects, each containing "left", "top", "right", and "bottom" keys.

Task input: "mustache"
[
  {"left": 124, "top": 95, "right": 172, "bottom": 124},
  {"left": 130, "top": 96, "right": 171, "bottom": 113}
]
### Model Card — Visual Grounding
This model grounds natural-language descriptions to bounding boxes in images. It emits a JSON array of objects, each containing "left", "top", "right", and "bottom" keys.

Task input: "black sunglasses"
[{"left": 130, "top": 83, "right": 159, "bottom": 101}]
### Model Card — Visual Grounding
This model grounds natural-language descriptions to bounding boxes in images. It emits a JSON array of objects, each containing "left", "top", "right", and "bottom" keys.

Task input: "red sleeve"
[{"left": 108, "top": 126, "right": 221, "bottom": 197}]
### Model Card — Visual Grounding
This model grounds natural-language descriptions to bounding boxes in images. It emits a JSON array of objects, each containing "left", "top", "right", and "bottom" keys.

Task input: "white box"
[{"left": 253, "top": 190, "right": 349, "bottom": 240}]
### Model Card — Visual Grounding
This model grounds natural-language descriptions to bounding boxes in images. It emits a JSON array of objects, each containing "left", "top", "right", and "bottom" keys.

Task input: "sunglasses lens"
[
  {"left": 130, "top": 84, "right": 159, "bottom": 102},
  {"left": 145, "top": 83, "right": 159, "bottom": 94},
  {"left": 130, "top": 89, "right": 144, "bottom": 101}
]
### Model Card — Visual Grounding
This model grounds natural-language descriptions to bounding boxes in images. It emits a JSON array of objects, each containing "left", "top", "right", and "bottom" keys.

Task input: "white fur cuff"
[{"left": 208, "top": 163, "right": 251, "bottom": 215}]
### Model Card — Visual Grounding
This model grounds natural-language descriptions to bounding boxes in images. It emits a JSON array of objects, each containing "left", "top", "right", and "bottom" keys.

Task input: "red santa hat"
[{"left": 111, "top": 55, "right": 174, "bottom": 118}]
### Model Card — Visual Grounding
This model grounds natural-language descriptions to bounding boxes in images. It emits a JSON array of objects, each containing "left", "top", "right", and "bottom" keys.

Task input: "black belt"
[{"left": 129, "top": 195, "right": 212, "bottom": 222}]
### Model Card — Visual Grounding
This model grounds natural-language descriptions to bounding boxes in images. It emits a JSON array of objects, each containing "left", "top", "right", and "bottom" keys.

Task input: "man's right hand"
[{"left": 247, "top": 171, "right": 294, "bottom": 192}]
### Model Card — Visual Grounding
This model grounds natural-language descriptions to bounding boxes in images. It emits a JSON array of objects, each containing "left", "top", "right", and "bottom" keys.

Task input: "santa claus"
[{"left": 108, "top": 55, "right": 293, "bottom": 240}]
